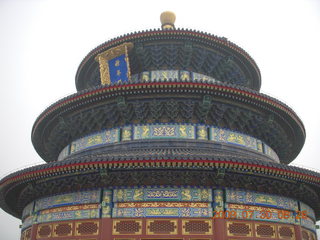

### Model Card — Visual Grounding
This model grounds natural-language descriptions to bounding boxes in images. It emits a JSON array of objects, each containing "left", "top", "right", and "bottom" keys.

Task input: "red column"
[
  {"left": 30, "top": 224, "right": 38, "bottom": 240},
  {"left": 214, "top": 219, "right": 226, "bottom": 239},
  {"left": 100, "top": 218, "right": 112, "bottom": 240},
  {"left": 294, "top": 225, "right": 302, "bottom": 240}
]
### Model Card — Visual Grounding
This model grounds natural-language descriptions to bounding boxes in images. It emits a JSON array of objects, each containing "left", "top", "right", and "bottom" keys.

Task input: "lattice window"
[
  {"left": 149, "top": 220, "right": 175, "bottom": 234},
  {"left": 302, "top": 230, "right": 310, "bottom": 240},
  {"left": 184, "top": 220, "right": 211, "bottom": 234},
  {"left": 37, "top": 224, "right": 52, "bottom": 238},
  {"left": 227, "top": 222, "right": 251, "bottom": 236},
  {"left": 113, "top": 220, "right": 141, "bottom": 234},
  {"left": 54, "top": 223, "right": 72, "bottom": 237},
  {"left": 278, "top": 226, "right": 294, "bottom": 239},
  {"left": 256, "top": 224, "right": 275, "bottom": 237},
  {"left": 76, "top": 221, "right": 99, "bottom": 236}
]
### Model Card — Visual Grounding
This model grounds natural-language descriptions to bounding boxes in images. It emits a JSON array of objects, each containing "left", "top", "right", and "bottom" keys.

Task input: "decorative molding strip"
[
  {"left": 113, "top": 188, "right": 212, "bottom": 202},
  {"left": 37, "top": 208, "right": 100, "bottom": 223},
  {"left": 225, "top": 203, "right": 297, "bottom": 225},
  {"left": 39, "top": 204, "right": 99, "bottom": 214},
  {"left": 69, "top": 129, "right": 120, "bottom": 157},
  {"left": 34, "top": 190, "right": 101, "bottom": 212},
  {"left": 226, "top": 188, "right": 298, "bottom": 211},
  {"left": 112, "top": 207, "right": 212, "bottom": 218},
  {"left": 131, "top": 70, "right": 218, "bottom": 84},
  {"left": 114, "top": 202, "right": 211, "bottom": 208},
  {"left": 58, "top": 123, "right": 278, "bottom": 161}
]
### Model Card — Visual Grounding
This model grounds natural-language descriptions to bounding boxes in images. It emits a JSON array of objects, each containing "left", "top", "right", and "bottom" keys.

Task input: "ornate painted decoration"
[
  {"left": 133, "top": 124, "right": 195, "bottom": 140},
  {"left": 113, "top": 188, "right": 212, "bottom": 202},
  {"left": 113, "top": 207, "right": 212, "bottom": 218},
  {"left": 37, "top": 208, "right": 100, "bottom": 223},
  {"left": 213, "top": 189, "right": 224, "bottom": 212},
  {"left": 34, "top": 190, "right": 101, "bottom": 212},
  {"left": 20, "top": 188, "right": 317, "bottom": 233},
  {"left": 225, "top": 189, "right": 299, "bottom": 211},
  {"left": 133, "top": 70, "right": 218, "bottom": 84},
  {"left": 102, "top": 189, "right": 112, "bottom": 218},
  {"left": 59, "top": 124, "right": 278, "bottom": 161},
  {"left": 225, "top": 203, "right": 297, "bottom": 225},
  {"left": 70, "top": 129, "right": 120, "bottom": 154}
]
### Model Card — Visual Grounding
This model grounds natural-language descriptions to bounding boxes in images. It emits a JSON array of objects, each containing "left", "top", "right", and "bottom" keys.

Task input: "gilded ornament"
[
  {"left": 142, "top": 126, "right": 149, "bottom": 138},
  {"left": 181, "top": 189, "right": 192, "bottom": 200},
  {"left": 133, "top": 189, "right": 143, "bottom": 201},
  {"left": 94, "top": 42, "right": 133, "bottom": 85},
  {"left": 179, "top": 125, "right": 187, "bottom": 137},
  {"left": 142, "top": 72, "right": 150, "bottom": 82},
  {"left": 180, "top": 71, "right": 190, "bottom": 81}
]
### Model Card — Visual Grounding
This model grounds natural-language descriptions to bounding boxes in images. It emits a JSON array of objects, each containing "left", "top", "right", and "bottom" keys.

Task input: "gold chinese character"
[
  {"left": 117, "top": 70, "right": 121, "bottom": 76},
  {"left": 115, "top": 60, "right": 120, "bottom": 66}
]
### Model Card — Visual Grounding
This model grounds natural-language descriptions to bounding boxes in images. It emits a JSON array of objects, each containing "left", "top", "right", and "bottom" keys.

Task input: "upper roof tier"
[{"left": 75, "top": 24, "right": 261, "bottom": 91}]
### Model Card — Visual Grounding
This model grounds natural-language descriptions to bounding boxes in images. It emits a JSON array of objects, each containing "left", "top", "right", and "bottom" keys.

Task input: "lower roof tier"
[
  {"left": 0, "top": 156, "right": 319, "bottom": 219},
  {"left": 31, "top": 78, "right": 305, "bottom": 163}
]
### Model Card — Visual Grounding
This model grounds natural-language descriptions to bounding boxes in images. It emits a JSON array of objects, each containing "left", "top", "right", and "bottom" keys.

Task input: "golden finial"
[{"left": 160, "top": 11, "right": 176, "bottom": 30}]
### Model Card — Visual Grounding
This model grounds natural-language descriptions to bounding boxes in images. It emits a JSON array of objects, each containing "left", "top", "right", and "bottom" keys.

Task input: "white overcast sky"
[{"left": 0, "top": 0, "right": 320, "bottom": 239}]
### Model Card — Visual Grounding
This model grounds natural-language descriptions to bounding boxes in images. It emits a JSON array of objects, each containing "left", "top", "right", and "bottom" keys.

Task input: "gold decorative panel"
[
  {"left": 146, "top": 219, "right": 178, "bottom": 235},
  {"left": 182, "top": 219, "right": 212, "bottom": 235},
  {"left": 277, "top": 225, "right": 295, "bottom": 240},
  {"left": 227, "top": 221, "right": 252, "bottom": 237},
  {"left": 53, "top": 222, "right": 73, "bottom": 237},
  {"left": 113, "top": 220, "right": 142, "bottom": 235},
  {"left": 75, "top": 221, "right": 99, "bottom": 236},
  {"left": 255, "top": 223, "right": 276, "bottom": 238},
  {"left": 37, "top": 224, "right": 52, "bottom": 238}
]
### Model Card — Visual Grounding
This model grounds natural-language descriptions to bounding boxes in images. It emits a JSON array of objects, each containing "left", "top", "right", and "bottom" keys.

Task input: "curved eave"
[
  {"left": 0, "top": 158, "right": 319, "bottom": 219},
  {"left": 75, "top": 29, "right": 261, "bottom": 91},
  {"left": 31, "top": 81, "right": 305, "bottom": 163}
]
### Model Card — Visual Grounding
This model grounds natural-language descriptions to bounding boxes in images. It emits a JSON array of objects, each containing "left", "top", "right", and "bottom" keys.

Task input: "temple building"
[{"left": 1, "top": 11, "right": 319, "bottom": 240}]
